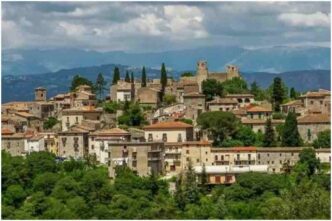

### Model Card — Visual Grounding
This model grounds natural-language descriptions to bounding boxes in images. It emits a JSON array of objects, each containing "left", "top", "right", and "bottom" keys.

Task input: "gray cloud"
[{"left": 2, "top": 1, "right": 330, "bottom": 52}]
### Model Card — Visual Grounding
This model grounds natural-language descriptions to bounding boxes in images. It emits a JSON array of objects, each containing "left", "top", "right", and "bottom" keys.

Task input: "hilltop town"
[{"left": 2, "top": 60, "right": 330, "bottom": 183}]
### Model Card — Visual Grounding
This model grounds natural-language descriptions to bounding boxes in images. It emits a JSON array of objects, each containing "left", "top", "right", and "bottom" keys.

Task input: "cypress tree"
[
  {"left": 263, "top": 118, "right": 276, "bottom": 147},
  {"left": 125, "top": 71, "right": 130, "bottom": 82},
  {"left": 131, "top": 72, "right": 134, "bottom": 83},
  {"left": 112, "top": 67, "right": 120, "bottom": 85},
  {"left": 281, "top": 111, "right": 302, "bottom": 147},
  {"left": 160, "top": 63, "right": 167, "bottom": 101},
  {"left": 290, "top": 87, "right": 297, "bottom": 99},
  {"left": 95, "top": 73, "right": 106, "bottom": 100},
  {"left": 272, "top": 77, "right": 284, "bottom": 112},
  {"left": 141, "top": 66, "right": 147, "bottom": 87}
]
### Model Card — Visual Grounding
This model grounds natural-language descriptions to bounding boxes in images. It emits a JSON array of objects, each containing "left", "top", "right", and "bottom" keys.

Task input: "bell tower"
[
  {"left": 196, "top": 60, "right": 208, "bottom": 92},
  {"left": 35, "top": 87, "right": 47, "bottom": 101},
  {"left": 226, "top": 65, "right": 240, "bottom": 79}
]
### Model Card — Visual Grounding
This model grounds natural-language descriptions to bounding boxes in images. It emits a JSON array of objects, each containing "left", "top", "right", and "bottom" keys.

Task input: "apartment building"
[
  {"left": 143, "top": 121, "right": 194, "bottom": 142},
  {"left": 58, "top": 129, "right": 89, "bottom": 159},
  {"left": 61, "top": 107, "right": 103, "bottom": 131},
  {"left": 107, "top": 142, "right": 165, "bottom": 178}
]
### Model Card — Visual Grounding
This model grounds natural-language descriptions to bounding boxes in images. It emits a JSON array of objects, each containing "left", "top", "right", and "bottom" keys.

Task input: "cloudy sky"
[{"left": 2, "top": 1, "right": 331, "bottom": 52}]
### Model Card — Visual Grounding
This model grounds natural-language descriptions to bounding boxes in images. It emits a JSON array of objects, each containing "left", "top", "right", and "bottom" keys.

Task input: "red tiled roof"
[
  {"left": 297, "top": 114, "right": 330, "bottom": 124},
  {"left": 247, "top": 106, "right": 272, "bottom": 112},
  {"left": 143, "top": 121, "right": 193, "bottom": 129},
  {"left": 1, "top": 128, "right": 14, "bottom": 135}
]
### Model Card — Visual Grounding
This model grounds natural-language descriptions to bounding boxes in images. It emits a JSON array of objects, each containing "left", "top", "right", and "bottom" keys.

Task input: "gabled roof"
[
  {"left": 247, "top": 106, "right": 272, "bottom": 113},
  {"left": 1, "top": 128, "right": 14, "bottom": 135},
  {"left": 91, "top": 128, "right": 130, "bottom": 136},
  {"left": 143, "top": 121, "right": 193, "bottom": 130},
  {"left": 208, "top": 97, "right": 238, "bottom": 105},
  {"left": 297, "top": 114, "right": 330, "bottom": 124}
]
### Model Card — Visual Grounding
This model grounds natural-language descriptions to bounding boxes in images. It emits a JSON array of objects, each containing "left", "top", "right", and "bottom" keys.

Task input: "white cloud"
[{"left": 278, "top": 12, "right": 330, "bottom": 28}]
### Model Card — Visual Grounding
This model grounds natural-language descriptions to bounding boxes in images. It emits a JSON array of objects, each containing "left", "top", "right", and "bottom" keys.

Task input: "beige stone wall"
[
  {"left": 181, "top": 145, "right": 212, "bottom": 170},
  {"left": 58, "top": 133, "right": 88, "bottom": 159},
  {"left": 108, "top": 142, "right": 164, "bottom": 178},
  {"left": 209, "top": 104, "right": 237, "bottom": 112},
  {"left": 145, "top": 128, "right": 193, "bottom": 143},
  {"left": 1, "top": 137, "right": 26, "bottom": 156},
  {"left": 257, "top": 150, "right": 300, "bottom": 173},
  {"left": 298, "top": 123, "right": 330, "bottom": 143}
]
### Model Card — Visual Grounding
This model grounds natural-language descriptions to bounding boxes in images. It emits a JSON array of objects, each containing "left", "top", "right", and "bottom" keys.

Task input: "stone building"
[
  {"left": 61, "top": 107, "right": 103, "bottom": 131},
  {"left": 246, "top": 105, "right": 272, "bottom": 120},
  {"left": 297, "top": 114, "right": 330, "bottom": 143},
  {"left": 72, "top": 85, "right": 97, "bottom": 107},
  {"left": 136, "top": 87, "right": 161, "bottom": 108},
  {"left": 28, "top": 102, "right": 55, "bottom": 120},
  {"left": 40, "top": 132, "right": 59, "bottom": 155},
  {"left": 183, "top": 92, "right": 206, "bottom": 122},
  {"left": 180, "top": 61, "right": 241, "bottom": 92},
  {"left": 256, "top": 148, "right": 302, "bottom": 173},
  {"left": 107, "top": 142, "right": 165, "bottom": 178},
  {"left": 58, "top": 129, "right": 89, "bottom": 159},
  {"left": 24, "top": 134, "right": 45, "bottom": 154},
  {"left": 241, "top": 118, "right": 284, "bottom": 133},
  {"left": 110, "top": 80, "right": 134, "bottom": 102},
  {"left": 207, "top": 97, "right": 238, "bottom": 112},
  {"left": 299, "top": 89, "right": 330, "bottom": 114},
  {"left": 35, "top": 87, "right": 47, "bottom": 101},
  {"left": 225, "top": 94, "right": 255, "bottom": 107},
  {"left": 143, "top": 121, "right": 194, "bottom": 143},
  {"left": 1, "top": 128, "right": 26, "bottom": 156},
  {"left": 89, "top": 128, "right": 131, "bottom": 164}
]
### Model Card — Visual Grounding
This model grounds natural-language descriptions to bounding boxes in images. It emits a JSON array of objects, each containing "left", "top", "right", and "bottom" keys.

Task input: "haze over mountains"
[{"left": 2, "top": 45, "right": 330, "bottom": 76}]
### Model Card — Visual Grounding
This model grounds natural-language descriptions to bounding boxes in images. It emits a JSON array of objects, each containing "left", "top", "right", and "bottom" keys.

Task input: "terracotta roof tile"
[
  {"left": 247, "top": 106, "right": 272, "bottom": 112},
  {"left": 143, "top": 121, "right": 193, "bottom": 129},
  {"left": 297, "top": 114, "right": 330, "bottom": 124},
  {"left": 91, "top": 128, "right": 130, "bottom": 136},
  {"left": 1, "top": 128, "right": 14, "bottom": 135}
]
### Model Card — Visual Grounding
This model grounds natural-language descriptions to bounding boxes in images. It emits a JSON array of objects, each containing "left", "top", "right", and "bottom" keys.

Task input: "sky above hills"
[{"left": 2, "top": 1, "right": 331, "bottom": 53}]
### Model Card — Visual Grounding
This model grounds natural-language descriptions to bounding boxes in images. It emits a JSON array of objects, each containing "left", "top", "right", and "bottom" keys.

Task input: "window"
[
  {"left": 177, "top": 133, "right": 182, "bottom": 142},
  {"left": 215, "top": 176, "right": 221, "bottom": 183},
  {"left": 75, "top": 117, "right": 78, "bottom": 123},
  {"left": 67, "top": 117, "right": 69, "bottom": 123},
  {"left": 320, "top": 101, "right": 323, "bottom": 105},
  {"left": 91, "top": 145, "right": 94, "bottom": 150},
  {"left": 162, "top": 133, "right": 167, "bottom": 142},
  {"left": 291, "top": 152, "right": 294, "bottom": 156},
  {"left": 258, "top": 154, "right": 260, "bottom": 159},
  {"left": 280, "top": 160, "right": 282, "bottom": 164},
  {"left": 148, "top": 134, "right": 153, "bottom": 142},
  {"left": 205, "top": 151, "right": 208, "bottom": 155},
  {"left": 248, "top": 154, "right": 251, "bottom": 160},
  {"left": 186, "top": 157, "right": 190, "bottom": 161},
  {"left": 267, "top": 161, "right": 270, "bottom": 164},
  {"left": 272, "top": 161, "right": 274, "bottom": 164},
  {"left": 280, "top": 153, "right": 282, "bottom": 156},
  {"left": 237, "top": 154, "right": 240, "bottom": 160},
  {"left": 215, "top": 155, "right": 218, "bottom": 161},
  {"left": 221, "top": 155, "right": 224, "bottom": 161},
  {"left": 310, "top": 101, "right": 314, "bottom": 105},
  {"left": 186, "top": 149, "right": 190, "bottom": 154},
  {"left": 196, "top": 159, "right": 199, "bottom": 163}
]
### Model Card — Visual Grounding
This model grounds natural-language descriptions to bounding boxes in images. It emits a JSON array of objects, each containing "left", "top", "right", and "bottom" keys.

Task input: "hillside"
[
  {"left": 1, "top": 63, "right": 330, "bottom": 103},
  {"left": 2, "top": 46, "right": 330, "bottom": 76}
]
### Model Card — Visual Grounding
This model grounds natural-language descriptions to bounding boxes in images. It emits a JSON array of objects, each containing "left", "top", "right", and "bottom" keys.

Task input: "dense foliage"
[
  {"left": 281, "top": 111, "right": 302, "bottom": 147},
  {"left": 181, "top": 72, "right": 194, "bottom": 77},
  {"left": 117, "top": 102, "right": 145, "bottom": 127},
  {"left": 163, "top": 94, "right": 177, "bottom": 105},
  {"left": 141, "top": 66, "right": 147, "bottom": 87},
  {"left": 313, "top": 130, "right": 331, "bottom": 149},
  {"left": 43, "top": 117, "right": 59, "bottom": 130},
  {"left": 2, "top": 151, "right": 330, "bottom": 219},
  {"left": 202, "top": 79, "right": 224, "bottom": 101},
  {"left": 222, "top": 77, "right": 249, "bottom": 94},
  {"left": 70, "top": 75, "right": 95, "bottom": 92}
]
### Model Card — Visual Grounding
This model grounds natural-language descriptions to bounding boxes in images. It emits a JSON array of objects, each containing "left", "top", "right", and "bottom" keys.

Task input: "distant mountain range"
[
  {"left": 2, "top": 45, "right": 330, "bottom": 76},
  {"left": 2, "top": 63, "right": 330, "bottom": 103}
]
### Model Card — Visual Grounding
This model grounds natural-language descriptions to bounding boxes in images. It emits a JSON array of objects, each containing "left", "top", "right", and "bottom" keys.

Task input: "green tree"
[
  {"left": 103, "top": 101, "right": 119, "bottom": 114},
  {"left": 202, "top": 79, "right": 224, "bottom": 101},
  {"left": 131, "top": 72, "right": 134, "bottom": 83},
  {"left": 163, "top": 94, "right": 176, "bottom": 105},
  {"left": 233, "top": 126, "right": 257, "bottom": 146},
  {"left": 112, "top": 67, "right": 120, "bottom": 85},
  {"left": 125, "top": 71, "right": 130, "bottom": 82},
  {"left": 3, "top": 185, "right": 26, "bottom": 208},
  {"left": 33, "top": 172, "right": 59, "bottom": 195},
  {"left": 43, "top": 117, "right": 58, "bottom": 130},
  {"left": 222, "top": 77, "right": 249, "bottom": 94},
  {"left": 298, "top": 148, "right": 321, "bottom": 177},
  {"left": 70, "top": 75, "right": 94, "bottom": 92},
  {"left": 313, "top": 130, "right": 330, "bottom": 149},
  {"left": 141, "top": 66, "right": 147, "bottom": 87},
  {"left": 160, "top": 63, "right": 167, "bottom": 96},
  {"left": 263, "top": 118, "right": 276, "bottom": 147},
  {"left": 281, "top": 112, "right": 302, "bottom": 147},
  {"left": 289, "top": 87, "right": 299, "bottom": 99},
  {"left": 26, "top": 152, "right": 58, "bottom": 178},
  {"left": 95, "top": 73, "right": 107, "bottom": 100},
  {"left": 197, "top": 111, "right": 240, "bottom": 146},
  {"left": 271, "top": 77, "right": 285, "bottom": 112},
  {"left": 181, "top": 72, "right": 194, "bottom": 77}
]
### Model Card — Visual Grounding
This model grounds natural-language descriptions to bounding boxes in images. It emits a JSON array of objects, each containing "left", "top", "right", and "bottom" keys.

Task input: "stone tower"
[
  {"left": 35, "top": 87, "right": 47, "bottom": 101},
  {"left": 196, "top": 60, "right": 209, "bottom": 92},
  {"left": 226, "top": 65, "right": 240, "bottom": 80}
]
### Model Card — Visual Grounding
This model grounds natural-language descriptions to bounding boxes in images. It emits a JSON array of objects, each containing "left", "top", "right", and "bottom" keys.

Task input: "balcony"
[
  {"left": 148, "top": 157, "right": 162, "bottom": 161},
  {"left": 165, "top": 149, "right": 181, "bottom": 154}
]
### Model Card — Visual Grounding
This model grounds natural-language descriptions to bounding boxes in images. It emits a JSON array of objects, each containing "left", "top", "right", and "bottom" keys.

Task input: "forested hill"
[{"left": 1, "top": 63, "right": 330, "bottom": 103}]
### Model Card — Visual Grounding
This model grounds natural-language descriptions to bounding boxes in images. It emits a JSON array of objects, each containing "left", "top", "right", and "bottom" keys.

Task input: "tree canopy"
[
  {"left": 70, "top": 75, "right": 94, "bottom": 92},
  {"left": 202, "top": 79, "right": 224, "bottom": 101},
  {"left": 281, "top": 112, "right": 302, "bottom": 147}
]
